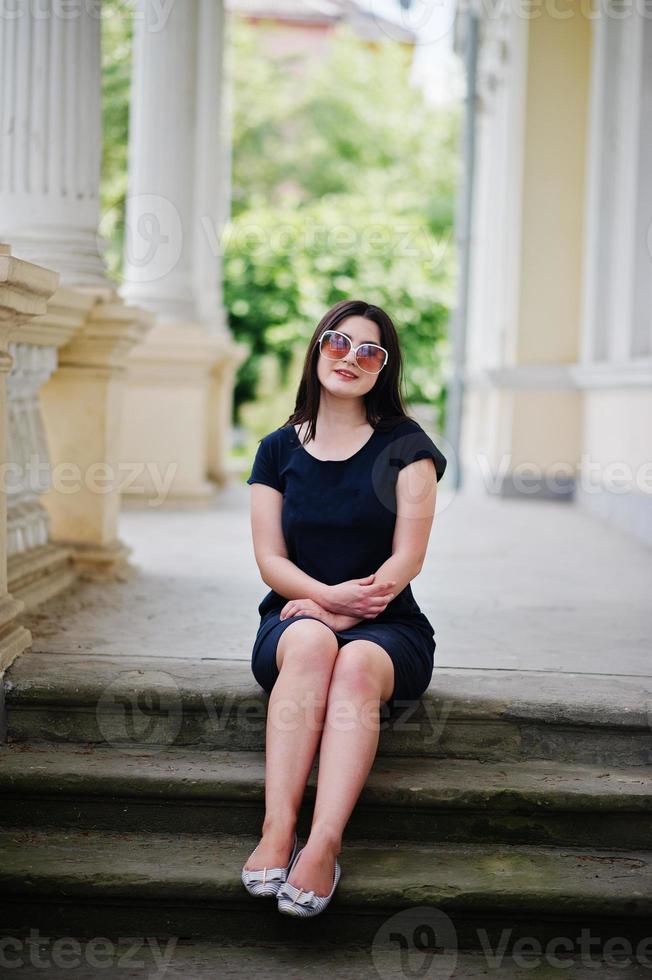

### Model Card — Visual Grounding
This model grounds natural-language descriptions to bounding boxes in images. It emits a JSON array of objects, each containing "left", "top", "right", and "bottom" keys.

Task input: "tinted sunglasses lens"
[
  {"left": 357, "top": 344, "right": 385, "bottom": 373},
  {"left": 321, "top": 331, "right": 350, "bottom": 359}
]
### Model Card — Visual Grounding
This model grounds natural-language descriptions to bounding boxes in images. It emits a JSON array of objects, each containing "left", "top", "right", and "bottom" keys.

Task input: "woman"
[{"left": 241, "top": 299, "right": 447, "bottom": 918}]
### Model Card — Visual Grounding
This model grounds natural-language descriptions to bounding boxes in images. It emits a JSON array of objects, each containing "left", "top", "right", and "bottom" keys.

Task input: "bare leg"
[
  {"left": 243, "top": 618, "right": 340, "bottom": 872},
  {"left": 283, "top": 639, "right": 394, "bottom": 895}
]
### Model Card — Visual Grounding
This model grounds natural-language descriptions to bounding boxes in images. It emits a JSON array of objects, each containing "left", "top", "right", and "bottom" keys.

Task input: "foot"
[
  {"left": 243, "top": 827, "right": 296, "bottom": 873},
  {"left": 285, "top": 835, "right": 339, "bottom": 897}
]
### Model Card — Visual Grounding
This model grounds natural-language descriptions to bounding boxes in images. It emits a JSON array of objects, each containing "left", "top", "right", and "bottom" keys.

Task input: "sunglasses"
[{"left": 317, "top": 330, "right": 388, "bottom": 375}]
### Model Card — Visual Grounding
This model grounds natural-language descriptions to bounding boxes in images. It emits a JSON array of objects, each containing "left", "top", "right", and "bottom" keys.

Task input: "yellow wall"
[{"left": 517, "top": 3, "right": 592, "bottom": 365}]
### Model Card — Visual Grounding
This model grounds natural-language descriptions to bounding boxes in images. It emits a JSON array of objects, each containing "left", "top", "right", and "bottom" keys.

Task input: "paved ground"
[{"left": 21, "top": 478, "right": 652, "bottom": 679}]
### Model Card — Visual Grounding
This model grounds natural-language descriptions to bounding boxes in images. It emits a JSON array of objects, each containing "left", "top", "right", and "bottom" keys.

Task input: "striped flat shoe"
[
  {"left": 241, "top": 830, "right": 299, "bottom": 898},
  {"left": 276, "top": 846, "right": 342, "bottom": 918}
]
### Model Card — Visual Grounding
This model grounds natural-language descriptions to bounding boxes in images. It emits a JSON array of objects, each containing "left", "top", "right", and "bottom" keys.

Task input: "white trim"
[
  {"left": 465, "top": 364, "right": 576, "bottom": 389},
  {"left": 463, "top": 360, "right": 652, "bottom": 389},
  {"left": 570, "top": 360, "right": 652, "bottom": 388}
]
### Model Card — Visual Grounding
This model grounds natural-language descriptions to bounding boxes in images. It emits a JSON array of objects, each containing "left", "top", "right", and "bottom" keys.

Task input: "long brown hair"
[{"left": 283, "top": 299, "right": 412, "bottom": 444}]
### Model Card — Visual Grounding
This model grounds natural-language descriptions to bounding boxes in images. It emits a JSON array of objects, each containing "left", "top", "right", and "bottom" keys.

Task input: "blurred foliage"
[
  {"left": 224, "top": 195, "right": 454, "bottom": 419},
  {"left": 230, "top": 20, "right": 459, "bottom": 237},
  {"left": 228, "top": 18, "right": 459, "bottom": 429},
  {"left": 100, "top": 0, "right": 133, "bottom": 283}
]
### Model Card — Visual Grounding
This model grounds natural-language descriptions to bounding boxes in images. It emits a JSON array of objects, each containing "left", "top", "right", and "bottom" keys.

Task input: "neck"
[{"left": 316, "top": 391, "right": 368, "bottom": 431}]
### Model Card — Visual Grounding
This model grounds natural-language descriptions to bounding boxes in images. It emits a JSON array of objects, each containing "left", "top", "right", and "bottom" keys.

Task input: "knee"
[
  {"left": 330, "top": 641, "right": 387, "bottom": 697},
  {"left": 277, "top": 617, "right": 339, "bottom": 675}
]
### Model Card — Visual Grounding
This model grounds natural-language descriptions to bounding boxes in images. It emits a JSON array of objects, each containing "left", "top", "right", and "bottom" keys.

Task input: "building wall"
[
  {"left": 462, "top": 4, "right": 591, "bottom": 501},
  {"left": 461, "top": 1, "right": 652, "bottom": 546}
]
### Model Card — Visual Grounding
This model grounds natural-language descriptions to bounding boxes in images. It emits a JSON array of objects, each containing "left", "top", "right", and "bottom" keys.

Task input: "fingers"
[
  {"left": 280, "top": 600, "right": 312, "bottom": 620},
  {"left": 361, "top": 580, "right": 396, "bottom": 597},
  {"left": 360, "top": 592, "right": 395, "bottom": 617},
  {"left": 368, "top": 594, "right": 393, "bottom": 609}
]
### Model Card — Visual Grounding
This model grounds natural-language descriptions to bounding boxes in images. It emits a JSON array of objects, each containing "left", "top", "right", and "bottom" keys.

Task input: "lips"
[{"left": 334, "top": 369, "right": 357, "bottom": 379}]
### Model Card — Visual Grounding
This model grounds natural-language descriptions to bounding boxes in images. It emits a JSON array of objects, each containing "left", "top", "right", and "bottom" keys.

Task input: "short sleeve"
[
  {"left": 246, "top": 432, "right": 283, "bottom": 492},
  {"left": 390, "top": 420, "right": 447, "bottom": 483}
]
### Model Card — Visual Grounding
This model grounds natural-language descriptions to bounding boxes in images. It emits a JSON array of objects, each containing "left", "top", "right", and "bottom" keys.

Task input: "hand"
[
  {"left": 321, "top": 573, "right": 396, "bottom": 619},
  {"left": 279, "top": 599, "right": 366, "bottom": 632},
  {"left": 279, "top": 598, "right": 340, "bottom": 630}
]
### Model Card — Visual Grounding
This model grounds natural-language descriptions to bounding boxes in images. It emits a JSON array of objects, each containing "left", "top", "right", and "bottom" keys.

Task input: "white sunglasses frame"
[{"left": 316, "top": 329, "right": 388, "bottom": 375}]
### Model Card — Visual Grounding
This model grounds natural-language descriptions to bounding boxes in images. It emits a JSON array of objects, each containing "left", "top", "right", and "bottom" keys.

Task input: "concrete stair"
[
  {"left": 0, "top": 742, "right": 650, "bottom": 849},
  {"left": 4, "top": 653, "right": 652, "bottom": 765},
  {"left": 10, "top": 940, "right": 652, "bottom": 979},
  {"left": 1, "top": 654, "right": 651, "bottom": 961},
  {"left": 0, "top": 827, "right": 650, "bottom": 949}
]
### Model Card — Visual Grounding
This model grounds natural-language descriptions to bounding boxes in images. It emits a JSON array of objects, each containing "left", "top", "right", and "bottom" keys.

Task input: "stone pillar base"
[
  {"left": 120, "top": 482, "right": 217, "bottom": 509},
  {"left": 62, "top": 539, "right": 137, "bottom": 583},
  {"left": 0, "top": 594, "right": 31, "bottom": 675},
  {"left": 7, "top": 543, "right": 76, "bottom": 611},
  {"left": 461, "top": 372, "right": 582, "bottom": 500},
  {"left": 39, "top": 285, "right": 153, "bottom": 572},
  {"left": 120, "top": 322, "right": 239, "bottom": 506}
]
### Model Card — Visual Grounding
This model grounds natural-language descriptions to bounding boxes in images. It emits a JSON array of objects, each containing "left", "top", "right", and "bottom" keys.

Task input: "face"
[{"left": 315, "top": 315, "right": 385, "bottom": 398}]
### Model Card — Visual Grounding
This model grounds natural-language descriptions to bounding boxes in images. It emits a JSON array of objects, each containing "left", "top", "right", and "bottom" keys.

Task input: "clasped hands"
[{"left": 279, "top": 573, "right": 397, "bottom": 631}]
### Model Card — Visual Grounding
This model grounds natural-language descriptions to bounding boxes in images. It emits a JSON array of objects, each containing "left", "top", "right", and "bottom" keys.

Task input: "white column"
[
  {"left": 0, "top": 2, "right": 154, "bottom": 581},
  {"left": 572, "top": 4, "right": 652, "bottom": 546},
  {"left": 194, "top": 0, "right": 230, "bottom": 330},
  {"left": 462, "top": 6, "right": 591, "bottom": 498},
  {"left": 631, "top": 17, "right": 652, "bottom": 359},
  {"left": 121, "top": 0, "right": 227, "bottom": 331},
  {"left": 579, "top": 5, "right": 652, "bottom": 369},
  {"left": 0, "top": 3, "right": 110, "bottom": 287}
]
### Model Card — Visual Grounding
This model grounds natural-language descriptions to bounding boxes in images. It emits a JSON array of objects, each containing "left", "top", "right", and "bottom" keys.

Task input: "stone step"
[
  {"left": 0, "top": 827, "right": 650, "bottom": 950},
  {"left": 10, "top": 938, "right": 652, "bottom": 978},
  {"left": 4, "top": 655, "right": 652, "bottom": 766},
  {"left": 0, "top": 742, "right": 650, "bottom": 850}
]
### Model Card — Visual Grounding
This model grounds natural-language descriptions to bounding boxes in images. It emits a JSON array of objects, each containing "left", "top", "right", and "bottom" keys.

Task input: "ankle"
[
  {"left": 261, "top": 815, "right": 296, "bottom": 840},
  {"left": 307, "top": 822, "right": 342, "bottom": 854}
]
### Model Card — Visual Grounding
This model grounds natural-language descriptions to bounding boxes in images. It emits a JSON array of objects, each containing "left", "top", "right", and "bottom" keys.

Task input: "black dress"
[{"left": 246, "top": 417, "right": 447, "bottom": 713}]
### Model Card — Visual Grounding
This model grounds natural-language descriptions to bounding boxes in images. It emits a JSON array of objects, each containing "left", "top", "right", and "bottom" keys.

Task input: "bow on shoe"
[
  {"left": 243, "top": 866, "right": 286, "bottom": 884},
  {"left": 279, "top": 881, "right": 317, "bottom": 908}
]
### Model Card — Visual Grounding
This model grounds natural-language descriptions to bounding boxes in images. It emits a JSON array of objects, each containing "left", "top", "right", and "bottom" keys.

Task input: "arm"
[
  {"left": 249, "top": 483, "right": 330, "bottom": 604},
  {"left": 366, "top": 455, "right": 438, "bottom": 597},
  {"left": 315, "top": 456, "right": 439, "bottom": 617}
]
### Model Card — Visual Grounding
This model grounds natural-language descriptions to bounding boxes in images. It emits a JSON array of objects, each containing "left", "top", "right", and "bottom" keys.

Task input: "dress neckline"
[{"left": 290, "top": 423, "right": 379, "bottom": 463}]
